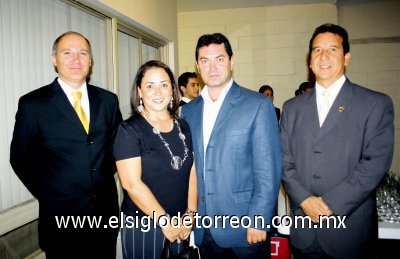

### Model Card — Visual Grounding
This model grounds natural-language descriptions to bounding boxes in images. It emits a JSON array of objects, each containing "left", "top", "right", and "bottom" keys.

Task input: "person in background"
[
  {"left": 182, "top": 32, "right": 282, "bottom": 259},
  {"left": 113, "top": 60, "right": 197, "bottom": 259},
  {"left": 259, "top": 84, "right": 281, "bottom": 123},
  {"left": 305, "top": 82, "right": 314, "bottom": 93},
  {"left": 178, "top": 72, "right": 200, "bottom": 106},
  {"left": 294, "top": 81, "right": 313, "bottom": 96},
  {"left": 281, "top": 23, "right": 394, "bottom": 258},
  {"left": 10, "top": 31, "right": 122, "bottom": 259}
]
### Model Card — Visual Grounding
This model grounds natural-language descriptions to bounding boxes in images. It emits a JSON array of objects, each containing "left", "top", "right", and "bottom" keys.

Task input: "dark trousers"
[
  {"left": 44, "top": 228, "right": 118, "bottom": 259},
  {"left": 291, "top": 237, "right": 377, "bottom": 259},
  {"left": 291, "top": 238, "right": 333, "bottom": 259},
  {"left": 199, "top": 228, "right": 270, "bottom": 259}
]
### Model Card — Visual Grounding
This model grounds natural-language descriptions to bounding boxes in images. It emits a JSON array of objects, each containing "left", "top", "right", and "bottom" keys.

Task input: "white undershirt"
[
  {"left": 58, "top": 78, "right": 90, "bottom": 121},
  {"left": 201, "top": 78, "right": 233, "bottom": 157},
  {"left": 181, "top": 97, "right": 191, "bottom": 104}
]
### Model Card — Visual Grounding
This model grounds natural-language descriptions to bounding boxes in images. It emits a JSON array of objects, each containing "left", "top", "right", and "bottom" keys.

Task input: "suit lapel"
[
  {"left": 190, "top": 98, "right": 205, "bottom": 163},
  {"left": 50, "top": 80, "right": 87, "bottom": 133},
  {"left": 209, "top": 83, "right": 240, "bottom": 139},
  {"left": 50, "top": 79, "right": 101, "bottom": 135},
  {"left": 300, "top": 89, "right": 320, "bottom": 138},
  {"left": 87, "top": 85, "right": 101, "bottom": 134},
  {"left": 317, "top": 80, "right": 354, "bottom": 140}
]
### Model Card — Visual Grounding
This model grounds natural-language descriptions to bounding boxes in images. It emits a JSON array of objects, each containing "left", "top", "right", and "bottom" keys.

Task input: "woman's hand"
[
  {"left": 179, "top": 211, "right": 194, "bottom": 240},
  {"left": 162, "top": 217, "right": 183, "bottom": 242}
]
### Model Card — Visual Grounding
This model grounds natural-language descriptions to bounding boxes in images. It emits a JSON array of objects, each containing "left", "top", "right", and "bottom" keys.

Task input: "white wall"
[
  {"left": 178, "top": 3, "right": 337, "bottom": 109},
  {"left": 178, "top": 2, "right": 400, "bottom": 174},
  {"left": 340, "top": 0, "right": 400, "bottom": 175}
]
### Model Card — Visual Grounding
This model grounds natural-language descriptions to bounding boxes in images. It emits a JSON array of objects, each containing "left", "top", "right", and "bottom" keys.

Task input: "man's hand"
[
  {"left": 300, "top": 196, "right": 333, "bottom": 223},
  {"left": 247, "top": 228, "right": 267, "bottom": 244}
]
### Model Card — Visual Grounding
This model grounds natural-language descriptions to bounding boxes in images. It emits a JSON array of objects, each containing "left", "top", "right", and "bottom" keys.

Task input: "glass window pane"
[
  {"left": 0, "top": 0, "right": 107, "bottom": 212},
  {"left": 141, "top": 42, "right": 160, "bottom": 63},
  {"left": 117, "top": 31, "right": 140, "bottom": 119}
]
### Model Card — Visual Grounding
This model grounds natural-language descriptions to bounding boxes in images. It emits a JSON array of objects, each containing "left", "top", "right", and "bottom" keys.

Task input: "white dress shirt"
[
  {"left": 58, "top": 78, "right": 90, "bottom": 121},
  {"left": 201, "top": 79, "right": 233, "bottom": 153},
  {"left": 181, "top": 97, "right": 191, "bottom": 104},
  {"left": 316, "top": 75, "right": 346, "bottom": 126}
]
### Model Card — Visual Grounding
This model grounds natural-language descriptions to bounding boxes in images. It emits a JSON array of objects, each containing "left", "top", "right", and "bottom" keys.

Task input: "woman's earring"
[
  {"left": 137, "top": 98, "right": 144, "bottom": 113},
  {"left": 169, "top": 97, "right": 173, "bottom": 110}
]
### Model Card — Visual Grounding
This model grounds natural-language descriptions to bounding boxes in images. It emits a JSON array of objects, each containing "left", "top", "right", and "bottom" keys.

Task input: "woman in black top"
[{"left": 114, "top": 60, "right": 197, "bottom": 259}]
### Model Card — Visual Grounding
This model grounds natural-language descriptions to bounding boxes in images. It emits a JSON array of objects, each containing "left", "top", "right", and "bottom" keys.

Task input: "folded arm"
[
  {"left": 180, "top": 161, "right": 198, "bottom": 240},
  {"left": 116, "top": 157, "right": 182, "bottom": 242}
]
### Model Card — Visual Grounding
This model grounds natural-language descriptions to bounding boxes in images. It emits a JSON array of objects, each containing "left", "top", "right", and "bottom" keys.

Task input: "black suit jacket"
[
  {"left": 275, "top": 107, "right": 281, "bottom": 123},
  {"left": 10, "top": 78, "right": 122, "bottom": 254},
  {"left": 179, "top": 99, "right": 188, "bottom": 107}
]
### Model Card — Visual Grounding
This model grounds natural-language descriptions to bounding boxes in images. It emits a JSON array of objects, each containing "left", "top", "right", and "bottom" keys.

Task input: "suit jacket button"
[
  {"left": 90, "top": 168, "right": 96, "bottom": 173},
  {"left": 312, "top": 174, "right": 321, "bottom": 180}
]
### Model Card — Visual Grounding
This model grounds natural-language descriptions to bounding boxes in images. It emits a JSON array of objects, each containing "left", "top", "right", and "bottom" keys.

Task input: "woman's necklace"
[{"left": 145, "top": 112, "right": 189, "bottom": 171}]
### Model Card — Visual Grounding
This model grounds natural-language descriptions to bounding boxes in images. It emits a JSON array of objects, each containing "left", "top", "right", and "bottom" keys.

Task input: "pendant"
[
  {"left": 171, "top": 156, "right": 182, "bottom": 170},
  {"left": 153, "top": 127, "right": 160, "bottom": 134}
]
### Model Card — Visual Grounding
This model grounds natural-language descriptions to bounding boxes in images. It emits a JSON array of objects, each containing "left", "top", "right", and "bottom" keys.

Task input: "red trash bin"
[{"left": 270, "top": 236, "right": 291, "bottom": 259}]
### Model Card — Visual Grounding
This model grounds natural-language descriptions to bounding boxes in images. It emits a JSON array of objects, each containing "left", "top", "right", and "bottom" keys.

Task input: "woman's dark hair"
[
  {"left": 195, "top": 33, "right": 233, "bottom": 61},
  {"left": 309, "top": 23, "right": 350, "bottom": 54},
  {"left": 130, "top": 60, "right": 180, "bottom": 118}
]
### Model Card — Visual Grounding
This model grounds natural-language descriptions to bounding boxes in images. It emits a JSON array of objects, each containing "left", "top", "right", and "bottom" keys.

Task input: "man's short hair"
[
  {"left": 195, "top": 33, "right": 233, "bottom": 61},
  {"left": 52, "top": 31, "right": 92, "bottom": 57},
  {"left": 258, "top": 85, "right": 273, "bottom": 96},
  {"left": 309, "top": 23, "right": 350, "bottom": 55},
  {"left": 178, "top": 72, "right": 197, "bottom": 96}
]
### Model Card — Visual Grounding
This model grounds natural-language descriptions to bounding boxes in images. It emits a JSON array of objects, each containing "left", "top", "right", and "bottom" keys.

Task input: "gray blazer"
[{"left": 280, "top": 79, "right": 394, "bottom": 258}]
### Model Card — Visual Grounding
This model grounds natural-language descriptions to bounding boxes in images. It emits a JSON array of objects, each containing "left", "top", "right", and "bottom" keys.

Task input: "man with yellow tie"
[{"left": 10, "top": 31, "right": 122, "bottom": 259}]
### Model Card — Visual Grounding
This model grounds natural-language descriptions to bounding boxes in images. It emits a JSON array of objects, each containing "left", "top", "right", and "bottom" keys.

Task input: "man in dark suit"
[
  {"left": 281, "top": 23, "right": 394, "bottom": 258},
  {"left": 258, "top": 85, "right": 281, "bottom": 123},
  {"left": 182, "top": 33, "right": 282, "bottom": 259},
  {"left": 10, "top": 31, "right": 122, "bottom": 258}
]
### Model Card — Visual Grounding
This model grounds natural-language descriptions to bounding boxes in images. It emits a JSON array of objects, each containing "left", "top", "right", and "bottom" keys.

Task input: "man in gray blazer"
[
  {"left": 281, "top": 23, "right": 394, "bottom": 258},
  {"left": 182, "top": 33, "right": 282, "bottom": 259}
]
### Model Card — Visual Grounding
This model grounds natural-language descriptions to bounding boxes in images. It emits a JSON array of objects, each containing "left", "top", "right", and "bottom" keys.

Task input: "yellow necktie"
[{"left": 71, "top": 92, "right": 89, "bottom": 133}]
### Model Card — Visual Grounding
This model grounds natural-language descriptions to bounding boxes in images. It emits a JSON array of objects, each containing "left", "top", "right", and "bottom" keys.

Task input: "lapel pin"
[{"left": 339, "top": 106, "right": 344, "bottom": 113}]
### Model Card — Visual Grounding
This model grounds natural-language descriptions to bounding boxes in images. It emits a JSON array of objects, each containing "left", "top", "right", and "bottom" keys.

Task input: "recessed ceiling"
[{"left": 177, "top": 0, "right": 337, "bottom": 12}]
